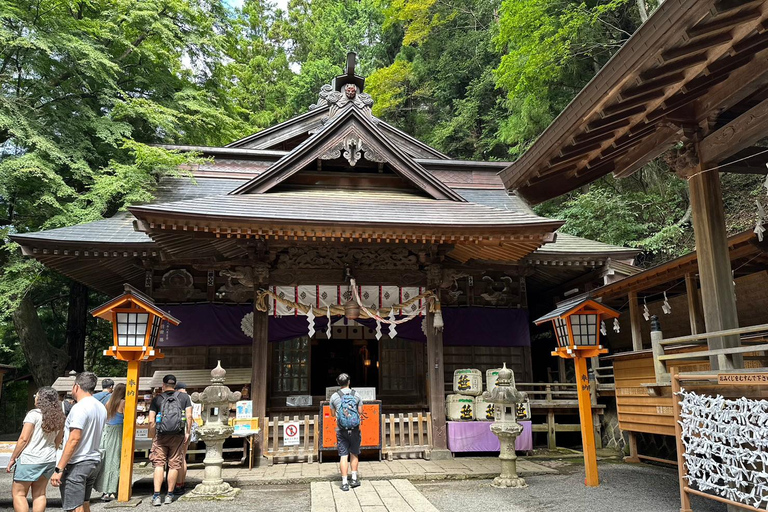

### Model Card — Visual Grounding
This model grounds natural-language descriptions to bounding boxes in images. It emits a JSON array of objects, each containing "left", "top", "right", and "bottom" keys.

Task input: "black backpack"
[{"left": 157, "top": 392, "right": 185, "bottom": 435}]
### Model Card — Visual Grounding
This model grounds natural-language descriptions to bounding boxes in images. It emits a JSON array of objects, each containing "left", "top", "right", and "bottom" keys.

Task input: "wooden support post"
[
  {"left": 545, "top": 384, "right": 556, "bottom": 450},
  {"left": 118, "top": 360, "right": 140, "bottom": 502},
  {"left": 650, "top": 323, "right": 669, "bottom": 385},
  {"left": 251, "top": 262, "right": 270, "bottom": 464},
  {"left": 546, "top": 410, "right": 557, "bottom": 450},
  {"left": 426, "top": 308, "right": 448, "bottom": 453},
  {"left": 684, "top": 273, "right": 704, "bottom": 335},
  {"left": 687, "top": 158, "right": 742, "bottom": 370},
  {"left": 426, "top": 264, "right": 449, "bottom": 457},
  {"left": 625, "top": 431, "right": 641, "bottom": 463},
  {"left": 628, "top": 291, "right": 644, "bottom": 351}
]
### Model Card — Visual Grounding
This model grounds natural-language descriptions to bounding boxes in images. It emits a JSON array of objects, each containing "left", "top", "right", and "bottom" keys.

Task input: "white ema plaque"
[{"left": 284, "top": 421, "right": 300, "bottom": 446}]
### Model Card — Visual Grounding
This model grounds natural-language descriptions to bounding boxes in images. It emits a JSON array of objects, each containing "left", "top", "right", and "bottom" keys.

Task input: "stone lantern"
[
  {"left": 482, "top": 362, "right": 527, "bottom": 488},
  {"left": 181, "top": 362, "right": 241, "bottom": 501}
]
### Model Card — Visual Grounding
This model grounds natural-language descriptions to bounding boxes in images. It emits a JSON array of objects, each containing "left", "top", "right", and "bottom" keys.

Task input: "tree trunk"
[
  {"left": 636, "top": 0, "right": 649, "bottom": 22},
  {"left": 12, "top": 294, "right": 69, "bottom": 387},
  {"left": 65, "top": 281, "right": 88, "bottom": 373}
]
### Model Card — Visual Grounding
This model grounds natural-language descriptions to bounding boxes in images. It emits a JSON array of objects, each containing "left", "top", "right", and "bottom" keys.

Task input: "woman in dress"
[
  {"left": 96, "top": 383, "right": 126, "bottom": 501},
  {"left": 6, "top": 386, "right": 65, "bottom": 512}
]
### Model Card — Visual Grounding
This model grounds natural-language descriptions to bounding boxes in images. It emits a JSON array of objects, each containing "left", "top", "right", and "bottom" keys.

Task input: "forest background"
[{"left": 0, "top": 0, "right": 763, "bottom": 422}]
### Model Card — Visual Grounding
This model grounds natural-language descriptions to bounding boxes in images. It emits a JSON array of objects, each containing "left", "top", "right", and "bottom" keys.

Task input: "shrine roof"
[
  {"left": 128, "top": 189, "right": 561, "bottom": 229},
  {"left": 530, "top": 233, "right": 639, "bottom": 257},
  {"left": 11, "top": 212, "right": 151, "bottom": 245}
]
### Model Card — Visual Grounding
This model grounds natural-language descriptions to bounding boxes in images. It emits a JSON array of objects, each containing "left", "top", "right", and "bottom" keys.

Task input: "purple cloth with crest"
[{"left": 157, "top": 304, "right": 530, "bottom": 348}]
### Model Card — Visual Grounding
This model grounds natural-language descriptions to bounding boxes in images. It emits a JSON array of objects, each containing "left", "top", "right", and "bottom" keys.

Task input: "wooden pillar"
[
  {"left": 628, "top": 291, "right": 643, "bottom": 351},
  {"left": 251, "top": 262, "right": 270, "bottom": 461},
  {"left": 687, "top": 157, "right": 742, "bottom": 370},
  {"left": 625, "top": 431, "right": 641, "bottom": 464},
  {"left": 426, "top": 264, "right": 449, "bottom": 455},
  {"left": 684, "top": 273, "right": 704, "bottom": 335}
]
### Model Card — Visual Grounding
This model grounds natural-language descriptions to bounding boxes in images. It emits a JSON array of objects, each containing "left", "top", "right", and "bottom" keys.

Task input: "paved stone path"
[
  {"left": 311, "top": 479, "right": 440, "bottom": 512},
  {"left": 157, "top": 457, "right": 556, "bottom": 486}
]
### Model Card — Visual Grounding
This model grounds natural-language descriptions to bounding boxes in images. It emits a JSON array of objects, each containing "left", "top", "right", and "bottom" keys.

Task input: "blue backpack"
[{"left": 336, "top": 390, "right": 361, "bottom": 429}]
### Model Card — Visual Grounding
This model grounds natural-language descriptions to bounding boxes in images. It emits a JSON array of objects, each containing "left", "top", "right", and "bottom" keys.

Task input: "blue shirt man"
[{"left": 92, "top": 378, "right": 114, "bottom": 405}]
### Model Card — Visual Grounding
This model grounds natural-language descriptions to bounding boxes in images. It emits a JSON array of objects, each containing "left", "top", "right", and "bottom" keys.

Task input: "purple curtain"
[{"left": 158, "top": 304, "right": 530, "bottom": 348}]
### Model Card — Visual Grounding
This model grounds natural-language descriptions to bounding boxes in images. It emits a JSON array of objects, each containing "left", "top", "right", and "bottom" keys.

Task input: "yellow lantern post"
[
  {"left": 534, "top": 298, "right": 620, "bottom": 487},
  {"left": 91, "top": 284, "right": 180, "bottom": 504}
]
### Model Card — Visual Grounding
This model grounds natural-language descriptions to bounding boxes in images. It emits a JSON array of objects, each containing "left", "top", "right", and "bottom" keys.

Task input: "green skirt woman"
[{"left": 97, "top": 384, "right": 125, "bottom": 500}]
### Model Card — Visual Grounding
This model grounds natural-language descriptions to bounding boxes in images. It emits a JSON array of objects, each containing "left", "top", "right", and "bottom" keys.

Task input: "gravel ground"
[
  {"left": 0, "top": 462, "right": 725, "bottom": 511},
  {"left": 416, "top": 462, "right": 726, "bottom": 512}
]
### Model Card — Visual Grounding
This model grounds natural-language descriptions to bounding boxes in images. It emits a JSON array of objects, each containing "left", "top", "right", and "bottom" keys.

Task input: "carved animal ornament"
[{"left": 274, "top": 247, "right": 419, "bottom": 270}]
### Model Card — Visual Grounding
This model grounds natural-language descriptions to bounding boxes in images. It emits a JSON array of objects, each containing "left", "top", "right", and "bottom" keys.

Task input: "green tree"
[{"left": 0, "top": 0, "right": 245, "bottom": 385}]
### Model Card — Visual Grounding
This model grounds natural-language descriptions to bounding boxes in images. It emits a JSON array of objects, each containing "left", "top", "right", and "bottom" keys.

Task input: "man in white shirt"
[{"left": 50, "top": 371, "right": 107, "bottom": 512}]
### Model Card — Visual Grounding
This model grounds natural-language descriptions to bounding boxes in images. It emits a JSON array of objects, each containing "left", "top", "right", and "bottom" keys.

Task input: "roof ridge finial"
[{"left": 345, "top": 51, "right": 356, "bottom": 78}]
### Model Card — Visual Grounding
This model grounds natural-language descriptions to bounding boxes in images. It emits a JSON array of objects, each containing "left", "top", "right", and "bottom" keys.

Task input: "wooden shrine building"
[{"left": 12, "top": 54, "right": 638, "bottom": 455}]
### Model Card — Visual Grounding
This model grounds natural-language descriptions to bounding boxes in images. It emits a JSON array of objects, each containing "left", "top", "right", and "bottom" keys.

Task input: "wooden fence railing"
[
  {"left": 262, "top": 414, "right": 319, "bottom": 465},
  {"left": 381, "top": 412, "right": 432, "bottom": 461},
  {"left": 650, "top": 322, "right": 768, "bottom": 384},
  {"left": 516, "top": 382, "right": 605, "bottom": 450}
]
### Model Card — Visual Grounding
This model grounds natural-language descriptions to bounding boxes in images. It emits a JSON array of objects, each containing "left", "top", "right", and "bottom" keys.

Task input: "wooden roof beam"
[
  {"left": 687, "top": 8, "right": 762, "bottom": 39},
  {"left": 619, "top": 72, "right": 688, "bottom": 101},
  {"left": 603, "top": 90, "right": 667, "bottom": 117},
  {"left": 613, "top": 124, "right": 681, "bottom": 178},
  {"left": 662, "top": 32, "right": 734, "bottom": 62},
  {"left": 573, "top": 120, "right": 631, "bottom": 144},
  {"left": 641, "top": 54, "right": 709, "bottom": 82},
  {"left": 699, "top": 94, "right": 768, "bottom": 164}
]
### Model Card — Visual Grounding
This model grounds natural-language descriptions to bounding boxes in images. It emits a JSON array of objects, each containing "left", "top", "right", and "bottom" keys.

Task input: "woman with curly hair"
[
  {"left": 95, "top": 383, "right": 126, "bottom": 501},
  {"left": 6, "top": 386, "right": 65, "bottom": 512}
]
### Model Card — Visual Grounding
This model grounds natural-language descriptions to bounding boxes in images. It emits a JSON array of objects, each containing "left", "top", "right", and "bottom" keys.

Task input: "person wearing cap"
[
  {"left": 172, "top": 382, "right": 191, "bottom": 496},
  {"left": 148, "top": 375, "right": 192, "bottom": 506}
]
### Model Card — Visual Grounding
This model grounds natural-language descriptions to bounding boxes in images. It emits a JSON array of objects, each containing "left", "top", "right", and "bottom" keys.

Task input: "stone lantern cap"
[{"left": 483, "top": 363, "right": 526, "bottom": 405}]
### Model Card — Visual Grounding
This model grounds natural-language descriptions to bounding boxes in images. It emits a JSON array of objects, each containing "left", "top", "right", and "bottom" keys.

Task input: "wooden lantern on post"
[
  {"left": 534, "top": 298, "right": 619, "bottom": 487},
  {"left": 91, "top": 284, "right": 180, "bottom": 503}
]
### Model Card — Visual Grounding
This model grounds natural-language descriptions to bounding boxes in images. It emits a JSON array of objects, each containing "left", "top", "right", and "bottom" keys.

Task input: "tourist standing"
[
  {"left": 148, "top": 374, "right": 193, "bottom": 506},
  {"left": 92, "top": 379, "right": 114, "bottom": 406},
  {"left": 95, "top": 383, "right": 126, "bottom": 501},
  {"left": 50, "top": 371, "right": 107, "bottom": 512},
  {"left": 329, "top": 373, "right": 363, "bottom": 491},
  {"left": 172, "top": 381, "right": 190, "bottom": 496},
  {"left": 7, "top": 386, "right": 66, "bottom": 512}
]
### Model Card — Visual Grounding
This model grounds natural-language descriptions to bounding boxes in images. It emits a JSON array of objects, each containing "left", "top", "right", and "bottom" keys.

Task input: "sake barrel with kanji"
[
  {"left": 446, "top": 394, "right": 475, "bottom": 421},
  {"left": 486, "top": 367, "right": 515, "bottom": 392},
  {"left": 474, "top": 395, "right": 496, "bottom": 421},
  {"left": 453, "top": 369, "right": 483, "bottom": 396}
]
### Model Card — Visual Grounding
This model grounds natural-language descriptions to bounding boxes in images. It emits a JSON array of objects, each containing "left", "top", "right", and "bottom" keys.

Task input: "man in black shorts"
[{"left": 329, "top": 373, "right": 363, "bottom": 491}]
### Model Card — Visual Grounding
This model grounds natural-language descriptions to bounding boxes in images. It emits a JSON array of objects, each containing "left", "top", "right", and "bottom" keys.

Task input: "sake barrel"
[
  {"left": 453, "top": 369, "right": 483, "bottom": 396},
  {"left": 486, "top": 367, "right": 516, "bottom": 392},
  {"left": 474, "top": 395, "right": 496, "bottom": 421},
  {"left": 446, "top": 394, "right": 475, "bottom": 421}
]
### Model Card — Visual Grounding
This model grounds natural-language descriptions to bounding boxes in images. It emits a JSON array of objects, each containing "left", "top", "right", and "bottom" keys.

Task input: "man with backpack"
[
  {"left": 329, "top": 373, "right": 363, "bottom": 491},
  {"left": 148, "top": 375, "right": 193, "bottom": 506}
]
